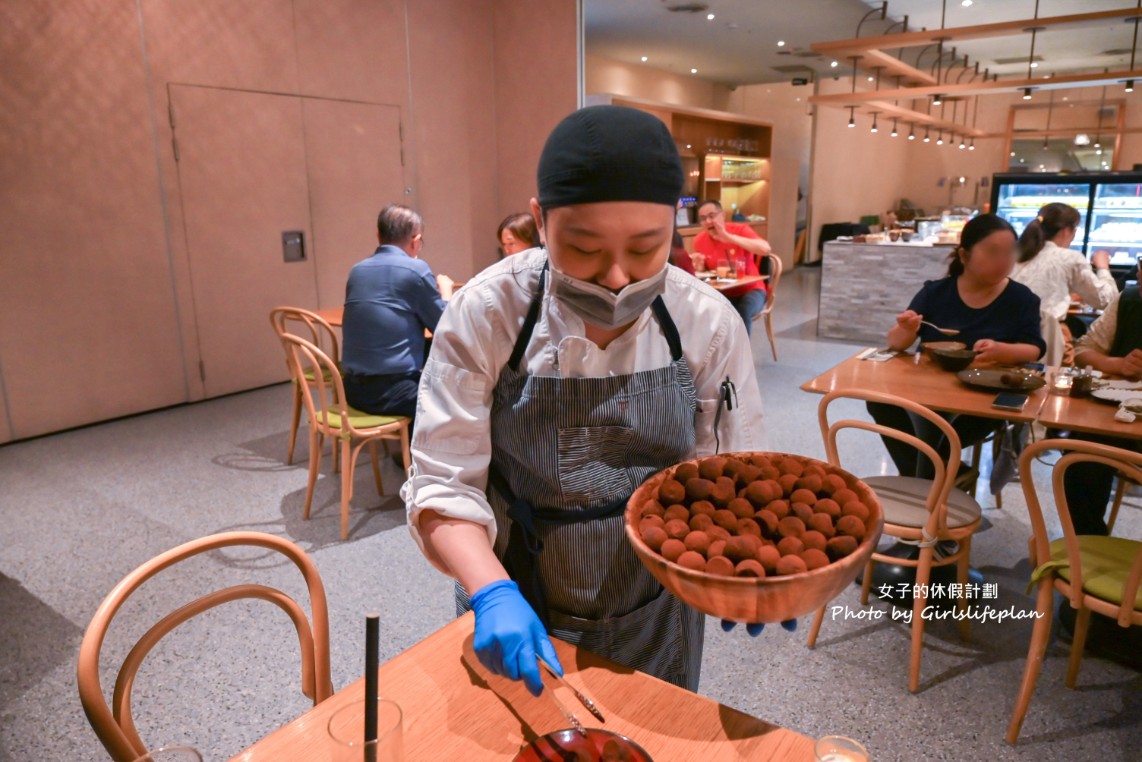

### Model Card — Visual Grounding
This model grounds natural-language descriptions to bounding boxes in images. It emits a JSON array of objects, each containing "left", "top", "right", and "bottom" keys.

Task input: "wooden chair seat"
[{"left": 863, "top": 475, "right": 982, "bottom": 530}]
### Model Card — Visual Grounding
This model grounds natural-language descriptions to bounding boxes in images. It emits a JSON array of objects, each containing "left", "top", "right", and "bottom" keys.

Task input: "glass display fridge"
[{"left": 991, "top": 172, "right": 1142, "bottom": 268}]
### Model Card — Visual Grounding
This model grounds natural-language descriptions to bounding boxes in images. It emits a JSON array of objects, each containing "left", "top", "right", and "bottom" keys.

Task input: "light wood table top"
[
  {"left": 231, "top": 612, "right": 816, "bottom": 761},
  {"left": 314, "top": 306, "right": 344, "bottom": 327},
  {"left": 800, "top": 349, "right": 1048, "bottom": 424},
  {"left": 1037, "top": 392, "right": 1142, "bottom": 440},
  {"left": 696, "top": 273, "right": 767, "bottom": 292}
]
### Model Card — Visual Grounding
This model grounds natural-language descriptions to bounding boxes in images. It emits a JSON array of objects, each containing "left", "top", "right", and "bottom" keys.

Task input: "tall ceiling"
[{"left": 584, "top": 0, "right": 1142, "bottom": 87}]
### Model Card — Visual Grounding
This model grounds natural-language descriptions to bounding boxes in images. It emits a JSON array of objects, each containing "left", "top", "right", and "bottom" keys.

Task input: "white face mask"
[{"left": 550, "top": 265, "right": 668, "bottom": 329}]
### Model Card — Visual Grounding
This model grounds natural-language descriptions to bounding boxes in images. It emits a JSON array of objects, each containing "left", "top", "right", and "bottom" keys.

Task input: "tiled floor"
[{"left": 1, "top": 267, "right": 1139, "bottom": 761}]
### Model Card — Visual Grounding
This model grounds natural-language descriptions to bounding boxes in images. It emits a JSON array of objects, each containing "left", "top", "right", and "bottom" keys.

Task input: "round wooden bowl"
[{"left": 624, "top": 452, "right": 883, "bottom": 623}]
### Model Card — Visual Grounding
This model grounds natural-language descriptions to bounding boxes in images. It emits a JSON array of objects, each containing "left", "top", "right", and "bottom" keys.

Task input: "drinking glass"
[
  {"left": 328, "top": 698, "right": 404, "bottom": 762},
  {"left": 814, "top": 735, "right": 868, "bottom": 762},
  {"left": 715, "top": 257, "right": 730, "bottom": 279}
]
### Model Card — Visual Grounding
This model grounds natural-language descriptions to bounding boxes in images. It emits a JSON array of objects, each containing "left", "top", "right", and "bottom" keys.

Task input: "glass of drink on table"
[
  {"left": 716, "top": 257, "right": 730, "bottom": 279},
  {"left": 815, "top": 735, "right": 869, "bottom": 762}
]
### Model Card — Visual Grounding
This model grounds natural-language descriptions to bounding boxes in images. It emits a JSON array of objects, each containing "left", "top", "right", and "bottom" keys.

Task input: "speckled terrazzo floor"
[{"left": 1, "top": 268, "right": 1139, "bottom": 761}]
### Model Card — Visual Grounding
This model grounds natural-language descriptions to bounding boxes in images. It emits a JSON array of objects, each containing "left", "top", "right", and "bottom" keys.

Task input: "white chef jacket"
[{"left": 401, "top": 247, "right": 764, "bottom": 571}]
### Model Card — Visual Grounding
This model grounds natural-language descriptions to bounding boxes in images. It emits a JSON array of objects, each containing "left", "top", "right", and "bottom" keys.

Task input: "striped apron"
[{"left": 460, "top": 262, "right": 706, "bottom": 691}]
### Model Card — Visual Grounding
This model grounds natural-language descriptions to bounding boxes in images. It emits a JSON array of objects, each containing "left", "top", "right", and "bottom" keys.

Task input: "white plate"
[
  {"left": 1103, "top": 379, "right": 1142, "bottom": 390},
  {"left": 1090, "top": 388, "right": 1142, "bottom": 404}
]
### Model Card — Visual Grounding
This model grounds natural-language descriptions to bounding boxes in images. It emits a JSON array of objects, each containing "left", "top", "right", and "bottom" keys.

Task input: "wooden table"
[
  {"left": 1038, "top": 392, "right": 1142, "bottom": 440},
  {"left": 697, "top": 273, "right": 767, "bottom": 292},
  {"left": 800, "top": 349, "right": 1048, "bottom": 424},
  {"left": 231, "top": 613, "right": 815, "bottom": 760}
]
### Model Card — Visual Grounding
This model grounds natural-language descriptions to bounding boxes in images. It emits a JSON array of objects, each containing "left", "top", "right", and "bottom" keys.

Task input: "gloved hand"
[
  {"left": 720, "top": 618, "right": 799, "bottom": 637},
  {"left": 471, "top": 580, "right": 563, "bottom": 697}
]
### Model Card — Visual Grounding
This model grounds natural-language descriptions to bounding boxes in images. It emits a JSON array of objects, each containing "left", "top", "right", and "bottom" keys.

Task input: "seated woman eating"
[{"left": 869, "top": 213, "right": 1046, "bottom": 479}]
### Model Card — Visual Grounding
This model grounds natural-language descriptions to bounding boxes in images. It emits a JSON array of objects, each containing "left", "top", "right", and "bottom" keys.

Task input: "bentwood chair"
[
  {"left": 1006, "top": 439, "right": 1142, "bottom": 744},
  {"left": 269, "top": 307, "right": 341, "bottom": 465},
  {"left": 77, "top": 532, "right": 333, "bottom": 761},
  {"left": 282, "top": 334, "right": 411, "bottom": 540},
  {"left": 807, "top": 389, "right": 983, "bottom": 693},
  {"left": 751, "top": 252, "right": 783, "bottom": 361}
]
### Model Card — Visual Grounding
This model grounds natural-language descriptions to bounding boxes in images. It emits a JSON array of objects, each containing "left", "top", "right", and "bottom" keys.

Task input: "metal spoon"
[{"left": 921, "top": 320, "right": 960, "bottom": 336}]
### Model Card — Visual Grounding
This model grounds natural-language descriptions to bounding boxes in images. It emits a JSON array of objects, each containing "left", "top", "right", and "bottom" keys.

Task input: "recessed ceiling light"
[
  {"left": 830, "top": 61, "right": 839, "bottom": 68},
  {"left": 707, "top": 13, "right": 715, "bottom": 20},
  {"left": 867, "top": 76, "right": 874, "bottom": 82},
  {"left": 691, "top": 68, "right": 698, "bottom": 74},
  {"left": 641, "top": 56, "right": 648, "bottom": 62},
  {"left": 1030, "top": 62, "right": 1039, "bottom": 69},
  {"left": 961, "top": 0, "right": 973, "bottom": 6},
  {"left": 777, "top": 40, "right": 786, "bottom": 47}
]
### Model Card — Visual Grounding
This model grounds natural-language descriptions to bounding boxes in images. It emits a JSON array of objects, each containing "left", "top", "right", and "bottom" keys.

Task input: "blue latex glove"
[
  {"left": 470, "top": 580, "right": 563, "bottom": 697},
  {"left": 720, "top": 618, "right": 799, "bottom": 637}
]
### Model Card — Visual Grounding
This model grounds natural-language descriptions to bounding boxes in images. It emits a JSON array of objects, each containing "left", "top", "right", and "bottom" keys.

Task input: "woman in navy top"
[{"left": 871, "top": 214, "right": 1046, "bottom": 479}]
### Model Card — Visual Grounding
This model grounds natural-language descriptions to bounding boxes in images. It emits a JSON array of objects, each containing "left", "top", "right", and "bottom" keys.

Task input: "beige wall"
[
  {"left": 0, "top": 0, "right": 578, "bottom": 442},
  {"left": 725, "top": 83, "right": 812, "bottom": 267},
  {"left": 586, "top": 55, "right": 733, "bottom": 112}
]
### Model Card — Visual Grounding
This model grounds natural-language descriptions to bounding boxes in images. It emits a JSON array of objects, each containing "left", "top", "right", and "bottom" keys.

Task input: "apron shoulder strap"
[
  {"left": 650, "top": 295, "right": 683, "bottom": 362},
  {"left": 507, "top": 260, "right": 548, "bottom": 372}
]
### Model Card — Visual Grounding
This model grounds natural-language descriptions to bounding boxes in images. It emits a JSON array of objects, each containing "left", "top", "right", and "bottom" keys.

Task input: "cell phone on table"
[{"left": 992, "top": 392, "right": 1029, "bottom": 411}]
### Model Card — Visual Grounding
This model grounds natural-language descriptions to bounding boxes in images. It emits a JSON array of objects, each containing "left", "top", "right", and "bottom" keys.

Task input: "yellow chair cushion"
[
  {"left": 318, "top": 409, "right": 406, "bottom": 431},
  {"left": 1029, "top": 536, "right": 1142, "bottom": 610}
]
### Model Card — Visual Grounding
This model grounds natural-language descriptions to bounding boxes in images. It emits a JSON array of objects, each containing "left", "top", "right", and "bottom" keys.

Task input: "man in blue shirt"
[{"left": 342, "top": 204, "right": 451, "bottom": 421}]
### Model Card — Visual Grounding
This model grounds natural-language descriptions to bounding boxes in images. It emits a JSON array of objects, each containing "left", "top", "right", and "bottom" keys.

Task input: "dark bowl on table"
[{"left": 930, "top": 348, "right": 978, "bottom": 372}]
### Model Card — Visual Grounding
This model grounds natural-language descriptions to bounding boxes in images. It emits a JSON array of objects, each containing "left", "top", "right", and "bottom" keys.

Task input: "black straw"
[{"left": 364, "top": 613, "right": 379, "bottom": 762}]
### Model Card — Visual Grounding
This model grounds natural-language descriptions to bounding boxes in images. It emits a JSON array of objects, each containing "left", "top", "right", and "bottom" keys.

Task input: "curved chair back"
[
  {"left": 818, "top": 388, "right": 962, "bottom": 540},
  {"left": 281, "top": 333, "right": 353, "bottom": 438},
  {"left": 1019, "top": 438, "right": 1142, "bottom": 626},
  {"left": 270, "top": 306, "right": 339, "bottom": 364},
  {"left": 77, "top": 532, "right": 333, "bottom": 761},
  {"left": 755, "top": 251, "right": 782, "bottom": 317}
]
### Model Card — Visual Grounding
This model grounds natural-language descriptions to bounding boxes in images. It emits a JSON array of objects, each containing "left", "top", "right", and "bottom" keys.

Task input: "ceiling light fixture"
[
  {"left": 641, "top": 56, "right": 648, "bottom": 62},
  {"left": 1030, "top": 62, "right": 1039, "bottom": 69},
  {"left": 923, "top": 127, "right": 931, "bottom": 143},
  {"left": 847, "top": 106, "right": 855, "bottom": 128},
  {"left": 959, "top": 137, "right": 966, "bottom": 149},
  {"left": 969, "top": 139, "right": 976, "bottom": 151},
  {"left": 936, "top": 131, "right": 944, "bottom": 145},
  {"left": 831, "top": 60, "right": 839, "bottom": 68},
  {"left": 870, "top": 113, "right": 878, "bottom": 133},
  {"left": 890, "top": 118, "right": 899, "bottom": 137},
  {"left": 908, "top": 124, "right": 916, "bottom": 140},
  {"left": 961, "top": 0, "right": 973, "bottom": 6},
  {"left": 707, "top": 13, "right": 715, "bottom": 20},
  {"left": 1023, "top": 87, "right": 1033, "bottom": 100},
  {"left": 690, "top": 68, "right": 698, "bottom": 74},
  {"left": 932, "top": 93, "right": 943, "bottom": 106},
  {"left": 1127, "top": 80, "right": 1136, "bottom": 92}
]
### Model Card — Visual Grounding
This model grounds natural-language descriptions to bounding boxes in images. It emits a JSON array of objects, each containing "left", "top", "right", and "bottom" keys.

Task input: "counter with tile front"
[{"left": 818, "top": 241, "right": 957, "bottom": 343}]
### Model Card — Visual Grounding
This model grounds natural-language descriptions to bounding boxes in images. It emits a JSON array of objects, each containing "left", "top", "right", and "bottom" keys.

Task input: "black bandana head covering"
[{"left": 537, "top": 105, "right": 683, "bottom": 210}]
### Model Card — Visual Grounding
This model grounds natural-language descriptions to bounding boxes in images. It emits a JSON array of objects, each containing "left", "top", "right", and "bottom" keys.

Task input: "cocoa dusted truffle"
[
  {"left": 707, "top": 539, "right": 727, "bottom": 559},
  {"left": 777, "top": 536, "right": 805, "bottom": 556},
  {"left": 791, "top": 502, "right": 815, "bottom": 524},
  {"left": 658, "top": 478, "right": 686, "bottom": 505},
  {"left": 684, "top": 530, "right": 711, "bottom": 555},
  {"left": 689, "top": 500, "right": 716, "bottom": 517},
  {"left": 660, "top": 538, "right": 686, "bottom": 562},
  {"left": 823, "top": 473, "right": 848, "bottom": 496},
  {"left": 735, "top": 559, "right": 766, "bottom": 578},
  {"left": 806, "top": 513, "right": 835, "bottom": 539},
  {"left": 813, "top": 498, "right": 841, "bottom": 519},
  {"left": 826, "top": 535, "right": 859, "bottom": 560},
  {"left": 842, "top": 501, "right": 871, "bottom": 523},
  {"left": 836, "top": 515, "right": 867, "bottom": 540},
  {"left": 800, "top": 548, "right": 830, "bottom": 570},
  {"left": 801, "top": 529, "right": 828, "bottom": 551},
  {"left": 688, "top": 513, "right": 714, "bottom": 532},
  {"left": 728, "top": 497, "right": 755, "bottom": 519},
  {"left": 698, "top": 456, "right": 726, "bottom": 480},
  {"left": 767, "top": 499, "right": 790, "bottom": 519},
  {"left": 684, "top": 477, "right": 714, "bottom": 501},
  {"left": 707, "top": 525, "right": 732, "bottom": 542},
  {"left": 735, "top": 518, "right": 762, "bottom": 538},
  {"left": 641, "top": 525, "right": 668, "bottom": 552},
  {"left": 756, "top": 544, "right": 781, "bottom": 573},
  {"left": 777, "top": 473, "right": 800, "bottom": 495},
  {"left": 639, "top": 515, "right": 665, "bottom": 531},
  {"left": 664, "top": 504, "right": 690, "bottom": 523},
  {"left": 832, "top": 488, "right": 859, "bottom": 506},
  {"left": 777, "top": 458, "right": 805, "bottom": 477},
  {"left": 641, "top": 499, "right": 665, "bottom": 518},
  {"left": 794, "top": 473, "right": 823, "bottom": 494},
  {"left": 705, "top": 555, "right": 735, "bottom": 576},
  {"left": 789, "top": 488, "right": 818, "bottom": 507},
  {"left": 677, "top": 550, "right": 707, "bottom": 571},
  {"left": 754, "top": 509, "right": 779, "bottom": 537},
  {"left": 673, "top": 462, "right": 700, "bottom": 483},
  {"left": 745, "top": 479, "right": 783, "bottom": 507},
  {"left": 777, "top": 516, "right": 806, "bottom": 538},
  {"left": 664, "top": 519, "right": 690, "bottom": 540},
  {"left": 712, "top": 509, "right": 739, "bottom": 531},
  {"left": 710, "top": 476, "right": 737, "bottom": 507},
  {"left": 723, "top": 536, "right": 756, "bottom": 563},
  {"left": 776, "top": 554, "right": 808, "bottom": 576}
]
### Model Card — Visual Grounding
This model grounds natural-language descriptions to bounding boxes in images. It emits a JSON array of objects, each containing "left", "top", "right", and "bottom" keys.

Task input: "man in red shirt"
[{"left": 691, "top": 199, "right": 771, "bottom": 334}]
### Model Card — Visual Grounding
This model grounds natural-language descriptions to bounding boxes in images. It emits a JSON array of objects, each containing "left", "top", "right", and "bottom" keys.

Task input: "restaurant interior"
[{"left": 3, "top": 1, "right": 1142, "bottom": 760}]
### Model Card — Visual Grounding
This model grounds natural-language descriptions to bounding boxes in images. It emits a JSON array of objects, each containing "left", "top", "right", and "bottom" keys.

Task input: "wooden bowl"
[
  {"left": 920, "top": 340, "right": 966, "bottom": 356},
  {"left": 624, "top": 452, "right": 883, "bottom": 623},
  {"left": 930, "top": 347, "right": 978, "bottom": 372}
]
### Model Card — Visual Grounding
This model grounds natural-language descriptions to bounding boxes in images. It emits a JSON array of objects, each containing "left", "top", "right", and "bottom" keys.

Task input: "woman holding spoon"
[{"left": 871, "top": 214, "right": 1046, "bottom": 479}]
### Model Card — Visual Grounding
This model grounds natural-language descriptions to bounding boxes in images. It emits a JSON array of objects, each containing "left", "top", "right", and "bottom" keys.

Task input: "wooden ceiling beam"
[{"left": 811, "top": 7, "right": 1142, "bottom": 58}]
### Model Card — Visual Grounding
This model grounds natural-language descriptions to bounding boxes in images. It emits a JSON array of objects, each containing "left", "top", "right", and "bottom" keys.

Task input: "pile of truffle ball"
[{"left": 637, "top": 454, "right": 871, "bottom": 578}]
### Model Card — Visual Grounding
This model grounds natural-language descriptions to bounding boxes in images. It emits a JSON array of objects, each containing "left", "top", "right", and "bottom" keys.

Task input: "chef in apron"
[{"left": 402, "top": 105, "right": 777, "bottom": 698}]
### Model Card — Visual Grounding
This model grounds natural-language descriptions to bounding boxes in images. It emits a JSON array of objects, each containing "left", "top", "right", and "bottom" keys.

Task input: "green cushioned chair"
[
  {"left": 281, "top": 333, "right": 411, "bottom": 541},
  {"left": 271, "top": 307, "right": 342, "bottom": 465},
  {"left": 1007, "top": 439, "right": 1142, "bottom": 745}
]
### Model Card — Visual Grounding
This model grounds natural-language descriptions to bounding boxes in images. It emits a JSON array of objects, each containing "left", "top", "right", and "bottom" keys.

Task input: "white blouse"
[
  {"left": 1011, "top": 240, "right": 1116, "bottom": 321},
  {"left": 401, "top": 248, "right": 764, "bottom": 569}
]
